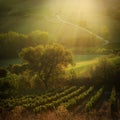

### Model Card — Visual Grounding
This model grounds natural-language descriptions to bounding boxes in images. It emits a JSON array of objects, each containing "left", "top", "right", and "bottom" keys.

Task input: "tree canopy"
[{"left": 19, "top": 44, "right": 73, "bottom": 88}]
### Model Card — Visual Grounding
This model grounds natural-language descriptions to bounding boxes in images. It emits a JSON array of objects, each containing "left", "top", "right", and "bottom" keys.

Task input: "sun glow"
[
  {"left": 41, "top": 0, "right": 109, "bottom": 44},
  {"left": 46, "top": 0, "right": 109, "bottom": 30},
  {"left": 22, "top": 0, "right": 110, "bottom": 45}
]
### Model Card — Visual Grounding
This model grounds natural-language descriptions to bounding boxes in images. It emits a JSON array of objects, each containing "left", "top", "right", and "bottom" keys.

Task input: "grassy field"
[{"left": 66, "top": 54, "right": 105, "bottom": 75}]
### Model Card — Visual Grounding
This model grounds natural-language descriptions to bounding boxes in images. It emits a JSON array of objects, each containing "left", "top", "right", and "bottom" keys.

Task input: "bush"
[
  {"left": 90, "top": 56, "right": 120, "bottom": 89},
  {"left": 0, "top": 74, "right": 16, "bottom": 98},
  {"left": 0, "top": 68, "right": 7, "bottom": 78},
  {"left": 8, "top": 64, "right": 28, "bottom": 75}
]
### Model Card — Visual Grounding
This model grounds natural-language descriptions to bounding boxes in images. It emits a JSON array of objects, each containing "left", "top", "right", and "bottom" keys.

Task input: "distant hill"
[{"left": 0, "top": 0, "right": 119, "bottom": 47}]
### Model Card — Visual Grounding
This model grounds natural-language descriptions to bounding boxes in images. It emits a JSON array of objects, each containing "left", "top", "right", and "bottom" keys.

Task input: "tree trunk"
[{"left": 44, "top": 80, "right": 48, "bottom": 89}]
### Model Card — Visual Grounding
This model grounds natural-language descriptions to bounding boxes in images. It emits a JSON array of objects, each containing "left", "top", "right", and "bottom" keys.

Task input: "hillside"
[{"left": 0, "top": 0, "right": 119, "bottom": 44}]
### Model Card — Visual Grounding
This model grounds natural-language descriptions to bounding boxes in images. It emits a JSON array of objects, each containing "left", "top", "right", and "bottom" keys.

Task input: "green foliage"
[
  {"left": 0, "top": 31, "right": 27, "bottom": 58},
  {"left": 62, "top": 86, "right": 94, "bottom": 109},
  {"left": 8, "top": 64, "right": 28, "bottom": 75},
  {"left": 109, "top": 86, "right": 116, "bottom": 103},
  {"left": 28, "top": 30, "right": 52, "bottom": 46},
  {"left": 0, "top": 85, "right": 103, "bottom": 114},
  {"left": 19, "top": 44, "right": 73, "bottom": 88},
  {"left": 0, "top": 73, "right": 20, "bottom": 98},
  {"left": 92, "top": 58, "right": 113, "bottom": 82},
  {"left": 85, "top": 87, "right": 104, "bottom": 111},
  {"left": 0, "top": 86, "right": 77, "bottom": 111},
  {"left": 0, "top": 68, "right": 7, "bottom": 78},
  {"left": 90, "top": 56, "right": 120, "bottom": 87},
  {"left": 0, "top": 30, "right": 53, "bottom": 59}
]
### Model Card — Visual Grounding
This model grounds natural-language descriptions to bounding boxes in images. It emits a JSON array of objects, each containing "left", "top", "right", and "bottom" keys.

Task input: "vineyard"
[{"left": 0, "top": 85, "right": 119, "bottom": 114}]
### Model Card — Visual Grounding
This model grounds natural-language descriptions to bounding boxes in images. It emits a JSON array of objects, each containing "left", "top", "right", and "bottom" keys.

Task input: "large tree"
[{"left": 19, "top": 44, "right": 73, "bottom": 88}]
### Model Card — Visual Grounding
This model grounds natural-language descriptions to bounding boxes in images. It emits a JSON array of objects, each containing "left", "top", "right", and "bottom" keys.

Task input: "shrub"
[
  {"left": 90, "top": 56, "right": 120, "bottom": 88},
  {"left": 0, "top": 68, "right": 7, "bottom": 78}
]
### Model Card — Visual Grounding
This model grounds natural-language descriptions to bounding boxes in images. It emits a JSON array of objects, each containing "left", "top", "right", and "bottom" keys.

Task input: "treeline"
[
  {"left": 0, "top": 30, "right": 53, "bottom": 59},
  {"left": 0, "top": 30, "right": 105, "bottom": 59},
  {"left": 0, "top": 30, "right": 119, "bottom": 59}
]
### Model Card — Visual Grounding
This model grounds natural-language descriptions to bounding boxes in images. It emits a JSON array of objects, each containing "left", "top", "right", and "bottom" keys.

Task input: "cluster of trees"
[
  {"left": 0, "top": 30, "right": 108, "bottom": 59},
  {"left": 0, "top": 29, "right": 119, "bottom": 98},
  {"left": 0, "top": 30, "right": 53, "bottom": 59},
  {"left": 89, "top": 55, "right": 120, "bottom": 90},
  {"left": 0, "top": 44, "right": 73, "bottom": 98},
  {"left": 0, "top": 45, "right": 120, "bottom": 98},
  {"left": 66, "top": 54, "right": 120, "bottom": 91}
]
